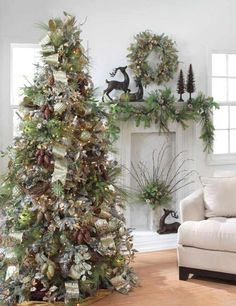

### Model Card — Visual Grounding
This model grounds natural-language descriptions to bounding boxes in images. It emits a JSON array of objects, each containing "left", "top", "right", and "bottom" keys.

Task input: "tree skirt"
[{"left": 17, "top": 289, "right": 111, "bottom": 306}]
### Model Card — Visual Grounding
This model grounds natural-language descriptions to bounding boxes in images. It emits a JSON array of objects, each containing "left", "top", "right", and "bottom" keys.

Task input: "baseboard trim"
[
  {"left": 179, "top": 266, "right": 236, "bottom": 282},
  {"left": 133, "top": 231, "right": 177, "bottom": 253}
]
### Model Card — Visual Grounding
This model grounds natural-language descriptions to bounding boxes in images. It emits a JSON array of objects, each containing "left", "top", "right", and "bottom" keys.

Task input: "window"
[
  {"left": 212, "top": 53, "right": 236, "bottom": 155},
  {"left": 11, "top": 44, "right": 41, "bottom": 136}
]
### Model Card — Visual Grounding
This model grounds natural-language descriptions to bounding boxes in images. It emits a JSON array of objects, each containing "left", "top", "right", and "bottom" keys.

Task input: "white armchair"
[{"left": 178, "top": 187, "right": 236, "bottom": 281}]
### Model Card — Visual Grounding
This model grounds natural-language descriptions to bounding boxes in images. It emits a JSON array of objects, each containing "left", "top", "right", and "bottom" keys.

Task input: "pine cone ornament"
[
  {"left": 74, "top": 227, "right": 91, "bottom": 244},
  {"left": 35, "top": 148, "right": 52, "bottom": 168},
  {"left": 41, "top": 104, "right": 54, "bottom": 120},
  {"left": 48, "top": 73, "right": 55, "bottom": 87},
  {"left": 77, "top": 77, "right": 88, "bottom": 96}
]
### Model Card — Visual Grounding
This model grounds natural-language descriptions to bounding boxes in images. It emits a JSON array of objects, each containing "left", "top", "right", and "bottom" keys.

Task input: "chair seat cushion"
[{"left": 178, "top": 217, "right": 236, "bottom": 253}]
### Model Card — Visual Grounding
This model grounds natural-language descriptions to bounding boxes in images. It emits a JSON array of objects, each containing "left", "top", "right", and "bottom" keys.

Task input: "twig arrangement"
[{"left": 129, "top": 144, "right": 195, "bottom": 209}]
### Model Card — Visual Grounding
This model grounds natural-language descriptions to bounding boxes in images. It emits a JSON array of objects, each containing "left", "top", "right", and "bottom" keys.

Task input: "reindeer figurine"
[
  {"left": 120, "top": 76, "right": 144, "bottom": 102},
  {"left": 158, "top": 208, "right": 180, "bottom": 234},
  {"left": 102, "top": 66, "right": 130, "bottom": 101}
]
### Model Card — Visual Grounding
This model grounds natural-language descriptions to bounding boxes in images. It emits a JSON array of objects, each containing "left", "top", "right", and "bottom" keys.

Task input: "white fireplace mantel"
[{"left": 115, "top": 113, "right": 197, "bottom": 250}]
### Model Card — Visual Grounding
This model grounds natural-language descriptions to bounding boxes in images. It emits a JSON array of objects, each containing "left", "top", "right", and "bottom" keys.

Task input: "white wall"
[{"left": 1, "top": 0, "right": 236, "bottom": 174}]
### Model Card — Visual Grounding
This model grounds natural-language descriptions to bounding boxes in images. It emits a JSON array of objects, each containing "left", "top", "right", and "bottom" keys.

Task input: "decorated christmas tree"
[{"left": 0, "top": 13, "right": 137, "bottom": 305}]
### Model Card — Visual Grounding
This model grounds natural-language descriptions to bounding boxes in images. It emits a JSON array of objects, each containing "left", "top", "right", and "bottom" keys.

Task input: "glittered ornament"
[
  {"left": 12, "top": 185, "right": 23, "bottom": 198},
  {"left": 18, "top": 205, "right": 35, "bottom": 227},
  {"left": 80, "top": 130, "right": 91, "bottom": 142},
  {"left": 95, "top": 219, "right": 109, "bottom": 233},
  {"left": 112, "top": 254, "right": 126, "bottom": 267},
  {"left": 47, "top": 263, "right": 56, "bottom": 279},
  {"left": 54, "top": 102, "right": 67, "bottom": 114}
]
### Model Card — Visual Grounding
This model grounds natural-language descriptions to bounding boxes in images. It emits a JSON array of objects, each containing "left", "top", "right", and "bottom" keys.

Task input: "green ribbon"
[{"left": 52, "top": 145, "right": 68, "bottom": 185}]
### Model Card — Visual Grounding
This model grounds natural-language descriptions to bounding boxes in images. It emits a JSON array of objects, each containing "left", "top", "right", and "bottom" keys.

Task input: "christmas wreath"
[{"left": 127, "top": 31, "right": 179, "bottom": 86}]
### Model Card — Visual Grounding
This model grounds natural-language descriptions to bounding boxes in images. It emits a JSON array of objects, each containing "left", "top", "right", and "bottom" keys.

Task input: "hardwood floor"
[{"left": 95, "top": 249, "right": 236, "bottom": 306}]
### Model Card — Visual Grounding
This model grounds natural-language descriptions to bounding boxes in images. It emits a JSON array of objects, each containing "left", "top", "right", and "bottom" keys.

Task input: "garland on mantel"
[{"left": 109, "top": 88, "right": 219, "bottom": 153}]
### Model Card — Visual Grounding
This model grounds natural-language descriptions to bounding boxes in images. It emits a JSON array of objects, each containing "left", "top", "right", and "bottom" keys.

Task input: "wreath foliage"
[{"left": 127, "top": 31, "right": 179, "bottom": 86}]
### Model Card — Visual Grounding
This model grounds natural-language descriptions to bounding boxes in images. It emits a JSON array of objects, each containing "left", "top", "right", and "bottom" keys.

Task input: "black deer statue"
[
  {"left": 120, "top": 76, "right": 144, "bottom": 102},
  {"left": 102, "top": 66, "right": 130, "bottom": 101},
  {"left": 158, "top": 208, "right": 180, "bottom": 234}
]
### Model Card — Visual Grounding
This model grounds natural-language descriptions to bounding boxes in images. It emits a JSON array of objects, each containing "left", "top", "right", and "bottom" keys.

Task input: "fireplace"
[{"left": 115, "top": 118, "right": 196, "bottom": 251}]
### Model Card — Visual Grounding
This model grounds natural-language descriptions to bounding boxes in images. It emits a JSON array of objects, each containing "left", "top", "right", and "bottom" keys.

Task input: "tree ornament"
[
  {"left": 48, "top": 19, "right": 57, "bottom": 32},
  {"left": 47, "top": 72, "right": 55, "bottom": 87},
  {"left": 44, "top": 53, "right": 59, "bottom": 66},
  {"left": 80, "top": 130, "right": 91, "bottom": 142},
  {"left": 12, "top": 185, "right": 23, "bottom": 198},
  {"left": 77, "top": 76, "right": 89, "bottom": 96},
  {"left": 35, "top": 147, "right": 52, "bottom": 168},
  {"left": 41, "top": 104, "right": 54, "bottom": 120},
  {"left": 177, "top": 69, "right": 185, "bottom": 102},
  {"left": 186, "top": 64, "right": 195, "bottom": 101},
  {"left": 18, "top": 205, "right": 35, "bottom": 228},
  {"left": 54, "top": 102, "right": 67, "bottom": 114},
  {"left": 47, "top": 263, "right": 56, "bottom": 279},
  {"left": 127, "top": 31, "right": 178, "bottom": 86},
  {"left": 73, "top": 227, "right": 91, "bottom": 244},
  {"left": 112, "top": 254, "right": 126, "bottom": 267}
]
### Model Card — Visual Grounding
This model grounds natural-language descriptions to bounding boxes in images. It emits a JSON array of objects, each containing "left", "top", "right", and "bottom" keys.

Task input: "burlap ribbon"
[
  {"left": 52, "top": 145, "right": 68, "bottom": 185},
  {"left": 53, "top": 70, "right": 67, "bottom": 84}
]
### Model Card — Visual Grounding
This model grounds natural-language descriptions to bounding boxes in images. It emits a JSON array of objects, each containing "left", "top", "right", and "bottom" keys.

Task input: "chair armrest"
[{"left": 179, "top": 189, "right": 205, "bottom": 223}]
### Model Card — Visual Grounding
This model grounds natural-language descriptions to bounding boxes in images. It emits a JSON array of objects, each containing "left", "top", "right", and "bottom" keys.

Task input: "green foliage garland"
[
  {"left": 109, "top": 88, "right": 219, "bottom": 153},
  {"left": 127, "top": 31, "right": 179, "bottom": 86}
]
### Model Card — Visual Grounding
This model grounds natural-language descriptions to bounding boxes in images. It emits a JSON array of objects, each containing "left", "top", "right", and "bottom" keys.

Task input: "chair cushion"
[
  {"left": 200, "top": 176, "right": 236, "bottom": 217},
  {"left": 178, "top": 217, "right": 236, "bottom": 253}
]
